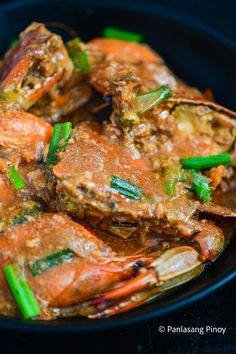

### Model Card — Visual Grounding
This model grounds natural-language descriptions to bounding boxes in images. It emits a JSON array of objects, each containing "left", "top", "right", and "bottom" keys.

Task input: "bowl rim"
[{"left": 0, "top": 265, "right": 235, "bottom": 333}]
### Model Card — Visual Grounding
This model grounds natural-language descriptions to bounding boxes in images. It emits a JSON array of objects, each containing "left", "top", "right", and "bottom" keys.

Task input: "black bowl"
[{"left": 0, "top": 0, "right": 235, "bottom": 333}]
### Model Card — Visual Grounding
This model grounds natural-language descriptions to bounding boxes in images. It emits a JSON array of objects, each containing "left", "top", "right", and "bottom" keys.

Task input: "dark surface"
[
  {"left": 0, "top": 0, "right": 235, "bottom": 352},
  {"left": 0, "top": 280, "right": 235, "bottom": 354}
]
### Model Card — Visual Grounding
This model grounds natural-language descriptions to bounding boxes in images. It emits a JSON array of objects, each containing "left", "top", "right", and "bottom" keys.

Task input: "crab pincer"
[
  {"left": 89, "top": 221, "right": 224, "bottom": 318},
  {"left": 0, "top": 22, "right": 73, "bottom": 111},
  {"left": 89, "top": 246, "right": 203, "bottom": 318}
]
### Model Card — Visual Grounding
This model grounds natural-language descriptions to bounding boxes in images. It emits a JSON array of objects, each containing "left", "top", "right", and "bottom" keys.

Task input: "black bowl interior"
[{"left": 0, "top": 0, "right": 235, "bottom": 333}]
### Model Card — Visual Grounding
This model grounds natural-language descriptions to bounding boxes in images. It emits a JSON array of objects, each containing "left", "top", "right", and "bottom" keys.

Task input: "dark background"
[{"left": 0, "top": 0, "right": 235, "bottom": 353}]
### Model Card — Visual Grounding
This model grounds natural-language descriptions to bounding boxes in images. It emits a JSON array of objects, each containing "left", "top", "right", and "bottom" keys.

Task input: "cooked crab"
[{"left": 0, "top": 24, "right": 235, "bottom": 320}]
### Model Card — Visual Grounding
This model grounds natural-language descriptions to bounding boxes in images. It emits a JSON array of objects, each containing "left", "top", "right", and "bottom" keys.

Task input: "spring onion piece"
[
  {"left": 67, "top": 37, "right": 91, "bottom": 73},
  {"left": 29, "top": 249, "right": 75, "bottom": 276},
  {"left": 134, "top": 85, "right": 172, "bottom": 113},
  {"left": 0, "top": 90, "right": 20, "bottom": 103},
  {"left": 178, "top": 169, "right": 187, "bottom": 182},
  {"left": 9, "top": 38, "right": 19, "bottom": 49},
  {"left": 190, "top": 170, "right": 212, "bottom": 202},
  {"left": 47, "top": 122, "right": 72, "bottom": 165},
  {"left": 11, "top": 208, "right": 41, "bottom": 226},
  {"left": 181, "top": 153, "right": 231, "bottom": 170},
  {"left": 3, "top": 264, "right": 40, "bottom": 319},
  {"left": 8, "top": 166, "right": 25, "bottom": 190},
  {"left": 103, "top": 27, "right": 143, "bottom": 43},
  {"left": 110, "top": 176, "right": 143, "bottom": 200},
  {"left": 164, "top": 165, "right": 181, "bottom": 196}
]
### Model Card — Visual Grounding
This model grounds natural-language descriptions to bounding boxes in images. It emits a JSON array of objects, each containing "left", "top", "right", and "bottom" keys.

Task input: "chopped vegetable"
[
  {"left": 134, "top": 85, "right": 172, "bottom": 113},
  {"left": 179, "top": 169, "right": 187, "bottom": 182},
  {"left": 3, "top": 264, "right": 40, "bottom": 319},
  {"left": 103, "top": 27, "right": 143, "bottom": 43},
  {"left": 120, "top": 111, "right": 140, "bottom": 127},
  {"left": 9, "top": 38, "right": 19, "bottom": 49},
  {"left": 11, "top": 208, "right": 41, "bottom": 226},
  {"left": 67, "top": 37, "right": 91, "bottom": 73},
  {"left": 164, "top": 165, "right": 181, "bottom": 196},
  {"left": 47, "top": 122, "right": 72, "bottom": 165},
  {"left": 0, "top": 90, "right": 20, "bottom": 103},
  {"left": 190, "top": 170, "right": 212, "bottom": 202},
  {"left": 181, "top": 153, "right": 231, "bottom": 170},
  {"left": 8, "top": 166, "right": 25, "bottom": 190},
  {"left": 29, "top": 249, "right": 75, "bottom": 276},
  {"left": 110, "top": 176, "right": 143, "bottom": 200}
]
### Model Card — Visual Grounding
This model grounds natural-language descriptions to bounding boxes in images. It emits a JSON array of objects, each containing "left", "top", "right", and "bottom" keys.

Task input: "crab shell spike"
[
  {"left": 92, "top": 246, "right": 202, "bottom": 305},
  {"left": 90, "top": 259, "right": 203, "bottom": 319}
]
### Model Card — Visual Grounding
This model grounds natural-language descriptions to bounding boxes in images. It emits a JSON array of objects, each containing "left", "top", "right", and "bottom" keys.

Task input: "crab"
[{"left": 0, "top": 25, "right": 235, "bottom": 320}]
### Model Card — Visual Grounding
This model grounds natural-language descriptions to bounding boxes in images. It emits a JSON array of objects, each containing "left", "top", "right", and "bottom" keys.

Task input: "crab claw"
[
  {"left": 194, "top": 221, "right": 224, "bottom": 260},
  {"left": 0, "top": 22, "right": 73, "bottom": 111},
  {"left": 89, "top": 257, "right": 203, "bottom": 319},
  {"left": 0, "top": 111, "right": 52, "bottom": 168},
  {"left": 90, "top": 223, "right": 223, "bottom": 318},
  {"left": 91, "top": 246, "right": 202, "bottom": 308}
]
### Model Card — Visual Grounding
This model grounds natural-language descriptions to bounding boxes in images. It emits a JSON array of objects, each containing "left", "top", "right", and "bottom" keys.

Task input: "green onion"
[
  {"left": 179, "top": 169, "right": 187, "bottom": 182},
  {"left": 110, "top": 175, "right": 143, "bottom": 200},
  {"left": 164, "top": 165, "right": 181, "bottom": 196},
  {"left": 11, "top": 207, "right": 41, "bottom": 226},
  {"left": 0, "top": 90, "right": 20, "bottom": 103},
  {"left": 190, "top": 170, "right": 212, "bottom": 202},
  {"left": 3, "top": 264, "right": 40, "bottom": 319},
  {"left": 181, "top": 153, "right": 231, "bottom": 170},
  {"left": 8, "top": 166, "right": 25, "bottom": 190},
  {"left": 47, "top": 122, "right": 72, "bottom": 165},
  {"left": 103, "top": 27, "right": 143, "bottom": 43},
  {"left": 67, "top": 37, "right": 91, "bottom": 73},
  {"left": 29, "top": 249, "right": 75, "bottom": 276},
  {"left": 134, "top": 85, "right": 172, "bottom": 113},
  {"left": 9, "top": 38, "right": 19, "bottom": 49}
]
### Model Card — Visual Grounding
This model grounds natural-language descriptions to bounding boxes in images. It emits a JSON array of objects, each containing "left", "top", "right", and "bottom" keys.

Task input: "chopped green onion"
[
  {"left": 190, "top": 170, "right": 212, "bottom": 202},
  {"left": 67, "top": 37, "right": 91, "bottom": 73},
  {"left": 181, "top": 153, "right": 231, "bottom": 170},
  {"left": 29, "top": 249, "right": 75, "bottom": 276},
  {"left": 134, "top": 85, "right": 172, "bottom": 114},
  {"left": 103, "top": 27, "right": 143, "bottom": 43},
  {"left": 61, "top": 121, "right": 72, "bottom": 141},
  {"left": 0, "top": 90, "right": 20, "bottom": 103},
  {"left": 47, "top": 122, "right": 72, "bottom": 165},
  {"left": 9, "top": 38, "right": 19, "bottom": 49},
  {"left": 179, "top": 169, "right": 187, "bottom": 182},
  {"left": 3, "top": 264, "right": 40, "bottom": 319},
  {"left": 164, "top": 165, "right": 181, "bottom": 196},
  {"left": 8, "top": 166, "right": 25, "bottom": 190},
  {"left": 11, "top": 207, "right": 41, "bottom": 226},
  {"left": 110, "top": 175, "right": 143, "bottom": 200}
]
